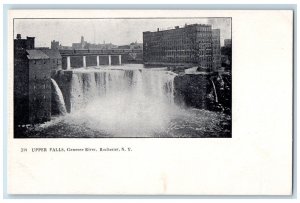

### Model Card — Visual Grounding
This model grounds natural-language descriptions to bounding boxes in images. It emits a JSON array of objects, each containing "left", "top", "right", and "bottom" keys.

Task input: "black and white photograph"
[{"left": 13, "top": 17, "right": 232, "bottom": 138}]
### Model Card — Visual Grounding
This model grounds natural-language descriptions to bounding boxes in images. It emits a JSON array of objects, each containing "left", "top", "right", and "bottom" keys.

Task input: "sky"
[{"left": 14, "top": 18, "right": 231, "bottom": 47}]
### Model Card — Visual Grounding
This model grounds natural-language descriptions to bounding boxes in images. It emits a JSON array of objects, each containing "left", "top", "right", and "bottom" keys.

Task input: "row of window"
[
  {"left": 196, "top": 26, "right": 212, "bottom": 32},
  {"left": 146, "top": 50, "right": 213, "bottom": 55},
  {"left": 32, "top": 60, "right": 47, "bottom": 64},
  {"left": 145, "top": 45, "right": 213, "bottom": 52},
  {"left": 145, "top": 36, "right": 213, "bottom": 45},
  {"left": 146, "top": 55, "right": 213, "bottom": 60},
  {"left": 146, "top": 57, "right": 200, "bottom": 63},
  {"left": 31, "top": 59, "right": 63, "bottom": 67}
]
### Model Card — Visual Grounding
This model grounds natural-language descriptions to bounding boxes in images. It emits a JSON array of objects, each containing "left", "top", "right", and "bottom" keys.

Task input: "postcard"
[{"left": 7, "top": 9, "right": 293, "bottom": 195}]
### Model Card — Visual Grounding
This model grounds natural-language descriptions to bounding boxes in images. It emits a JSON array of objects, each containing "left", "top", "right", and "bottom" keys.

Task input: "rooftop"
[
  {"left": 40, "top": 49, "right": 62, "bottom": 59},
  {"left": 26, "top": 50, "right": 49, "bottom": 60},
  {"left": 144, "top": 23, "right": 212, "bottom": 33}
]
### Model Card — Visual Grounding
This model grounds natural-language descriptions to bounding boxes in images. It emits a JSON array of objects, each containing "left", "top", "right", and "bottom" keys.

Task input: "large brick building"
[
  {"left": 143, "top": 24, "right": 221, "bottom": 71},
  {"left": 26, "top": 50, "right": 52, "bottom": 123},
  {"left": 14, "top": 34, "right": 58, "bottom": 125},
  {"left": 212, "top": 29, "right": 221, "bottom": 70}
]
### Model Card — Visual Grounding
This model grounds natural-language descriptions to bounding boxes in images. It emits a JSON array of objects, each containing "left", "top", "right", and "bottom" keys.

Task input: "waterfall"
[
  {"left": 51, "top": 79, "right": 67, "bottom": 115},
  {"left": 210, "top": 79, "right": 219, "bottom": 103},
  {"left": 64, "top": 67, "right": 177, "bottom": 136},
  {"left": 67, "top": 57, "right": 71, "bottom": 70},
  {"left": 69, "top": 68, "right": 177, "bottom": 113},
  {"left": 70, "top": 74, "right": 84, "bottom": 112}
]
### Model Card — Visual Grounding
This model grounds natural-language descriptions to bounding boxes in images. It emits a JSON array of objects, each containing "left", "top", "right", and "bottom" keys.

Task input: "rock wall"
[{"left": 174, "top": 72, "right": 231, "bottom": 113}]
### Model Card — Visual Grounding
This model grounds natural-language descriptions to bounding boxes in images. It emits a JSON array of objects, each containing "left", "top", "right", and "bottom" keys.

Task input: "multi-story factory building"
[
  {"left": 212, "top": 29, "right": 221, "bottom": 70},
  {"left": 26, "top": 50, "right": 52, "bottom": 123},
  {"left": 14, "top": 34, "right": 61, "bottom": 125},
  {"left": 143, "top": 24, "right": 222, "bottom": 71}
]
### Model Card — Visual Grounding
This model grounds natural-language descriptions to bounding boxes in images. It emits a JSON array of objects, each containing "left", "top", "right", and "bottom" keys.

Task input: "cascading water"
[
  {"left": 69, "top": 68, "right": 176, "bottom": 112},
  {"left": 51, "top": 79, "right": 67, "bottom": 115},
  {"left": 210, "top": 79, "right": 219, "bottom": 103},
  {"left": 66, "top": 67, "right": 177, "bottom": 137}
]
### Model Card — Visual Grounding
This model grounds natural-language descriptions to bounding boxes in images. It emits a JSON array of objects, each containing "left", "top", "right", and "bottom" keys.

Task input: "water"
[
  {"left": 51, "top": 79, "right": 67, "bottom": 115},
  {"left": 23, "top": 64, "right": 231, "bottom": 138},
  {"left": 69, "top": 66, "right": 176, "bottom": 113},
  {"left": 210, "top": 79, "right": 218, "bottom": 103}
]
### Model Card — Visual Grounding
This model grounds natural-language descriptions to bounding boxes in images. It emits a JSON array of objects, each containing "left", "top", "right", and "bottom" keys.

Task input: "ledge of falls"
[{"left": 52, "top": 68, "right": 231, "bottom": 115}]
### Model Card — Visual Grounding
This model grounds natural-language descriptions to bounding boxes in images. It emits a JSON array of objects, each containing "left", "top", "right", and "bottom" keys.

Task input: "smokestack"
[{"left": 16, "top": 34, "right": 21, "bottom": 39}]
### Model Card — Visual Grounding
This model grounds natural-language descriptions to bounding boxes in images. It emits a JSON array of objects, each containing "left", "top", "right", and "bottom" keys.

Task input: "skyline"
[{"left": 14, "top": 18, "right": 231, "bottom": 47}]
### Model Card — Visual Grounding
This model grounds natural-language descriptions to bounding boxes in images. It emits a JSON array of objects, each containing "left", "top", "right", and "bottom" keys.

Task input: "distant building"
[
  {"left": 72, "top": 36, "right": 87, "bottom": 49},
  {"left": 212, "top": 29, "right": 221, "bottom": 70},
  {"left": 224, "top": 39, "right": 232, "bottom": 48},
  {"left": 14, "top": 34, "right": 52, "bottom": 125},
  {"left": 130, "top": 42, "right": 143, "bottom": 50},
  {"left": 86, "top": 42, "right": 118, "bottom": 50},
  {"left": 143, "top": 24, "right": 214, "bottom": 70},
  {"left": 71, "top": 36, "right": 118, "bottom": 50},
  {"left": 51, "top": 40, "right": 60, "bottom": 50},
  {"left": 118, "top": 45, "right": 131, "bottom": 49},
  {"left": 59, "top": 45, "right": 73, "bottom": 50},
  {"left": 117, "top": 42, "right": 143, "bottom": 50}
]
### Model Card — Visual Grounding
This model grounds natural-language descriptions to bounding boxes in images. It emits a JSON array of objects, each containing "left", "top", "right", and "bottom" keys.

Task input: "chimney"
[
  {"left": 16, "top": 34, "right": 21, "bottom": 39},
  {"left": 157, "top": 28, "right": 159, "bottom": 32}
]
